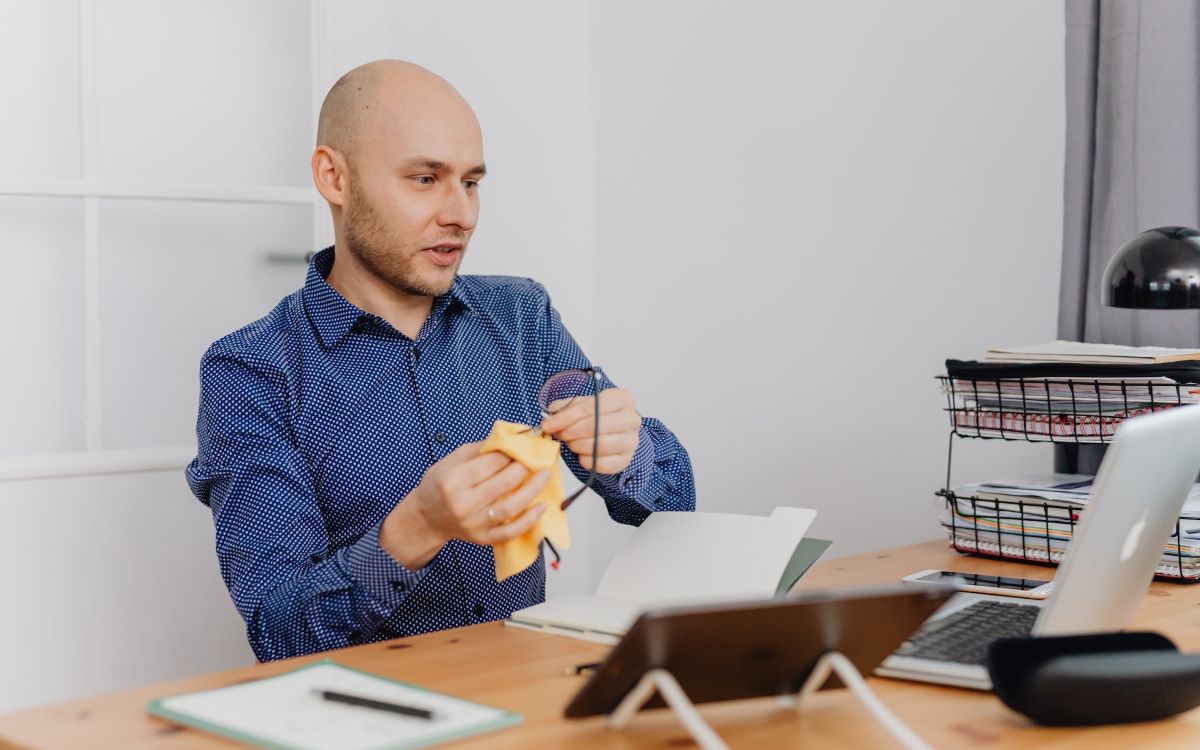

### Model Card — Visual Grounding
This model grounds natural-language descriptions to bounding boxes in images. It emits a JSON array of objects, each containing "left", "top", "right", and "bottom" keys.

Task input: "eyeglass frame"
[
  {"left": 538, "top": 366, "right": 603, "bottom": 512},
  {"left": 533, "top": 365, "right": 604, "bottom": 570}
]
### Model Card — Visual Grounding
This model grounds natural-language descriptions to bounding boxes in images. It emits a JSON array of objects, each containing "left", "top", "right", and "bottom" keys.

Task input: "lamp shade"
[{"left": 1102, "top": 226, "right": 1200, "bottom": 309}]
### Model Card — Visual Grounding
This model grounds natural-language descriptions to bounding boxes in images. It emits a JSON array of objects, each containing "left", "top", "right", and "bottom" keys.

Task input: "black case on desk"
[{"left": 988, "top": 632, "right": 1200, "bottom": 725}]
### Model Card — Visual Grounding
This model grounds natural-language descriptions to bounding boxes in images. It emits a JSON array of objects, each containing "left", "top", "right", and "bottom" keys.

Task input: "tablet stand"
[{"left": 607, "top": 651, "right": 932, "bottom": 750}]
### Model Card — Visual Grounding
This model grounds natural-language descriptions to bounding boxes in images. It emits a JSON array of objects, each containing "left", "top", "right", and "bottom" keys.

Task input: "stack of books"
[
  {"left": 942, "top": 475, "right": 1200, "bottom": 579},
  {"left": 942, "top": 341, "right": 1200, "bottom": 441}
]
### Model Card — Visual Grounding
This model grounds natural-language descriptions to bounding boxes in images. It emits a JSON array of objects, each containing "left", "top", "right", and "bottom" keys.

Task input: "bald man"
[{"left": 186, "top": 61, "right": 695, "bottom": 660}]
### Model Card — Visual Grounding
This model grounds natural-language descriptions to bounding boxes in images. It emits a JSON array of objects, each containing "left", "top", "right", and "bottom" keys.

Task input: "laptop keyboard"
[{"left": 892, "top": 600, "right": 1040, "bottom": 666}]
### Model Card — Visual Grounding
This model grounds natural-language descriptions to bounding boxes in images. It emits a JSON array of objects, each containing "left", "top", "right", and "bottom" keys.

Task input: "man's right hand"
[{"left": 379, "top": 441, "right": 550, "bottom": 569}]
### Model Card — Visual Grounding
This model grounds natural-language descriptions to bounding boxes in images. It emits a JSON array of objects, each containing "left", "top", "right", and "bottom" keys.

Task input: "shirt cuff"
[
  {"left": 594, "top": 425, "right": 667, "bottom": 508},
  {"left": 341, "top": 521, "right": 429, "bottom": 610}
]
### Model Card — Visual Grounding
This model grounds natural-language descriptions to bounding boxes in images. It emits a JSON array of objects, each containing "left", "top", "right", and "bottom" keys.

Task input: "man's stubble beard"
[{"left": 343, "top": 184, "right": 461, "bottom": 298}]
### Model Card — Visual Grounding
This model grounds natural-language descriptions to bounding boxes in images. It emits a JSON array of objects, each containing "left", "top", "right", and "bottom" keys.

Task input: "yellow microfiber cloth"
[{"left": 480, "top": 420, "right": 570, "bottom": 581}]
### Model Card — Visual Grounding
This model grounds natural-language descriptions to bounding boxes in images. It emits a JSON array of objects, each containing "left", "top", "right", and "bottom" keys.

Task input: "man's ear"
[{"left": 312, "top": 145, "right": 348, "bottom": 207}]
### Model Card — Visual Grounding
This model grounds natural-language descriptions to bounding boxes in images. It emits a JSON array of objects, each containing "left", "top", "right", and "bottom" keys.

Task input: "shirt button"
[
  {"left": 623, "top": 476, "right": 634, "bottom": 488},
  {"left": 391, "top": 580, "right": 407, "bottom": 593},
  {"left": 411, "top": 347, "right": 420, "bottom": 361},
  {"left": 473, "top": 603, "right": 485, "bottom": 618},
  {"left": 434, "top": 432, "right": 447, "bottom": 443}
]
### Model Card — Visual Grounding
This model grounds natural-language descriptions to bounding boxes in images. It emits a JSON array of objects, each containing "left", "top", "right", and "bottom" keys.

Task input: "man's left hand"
[{"left": 540, "top": 388, "right": 641, "bottom": 475}]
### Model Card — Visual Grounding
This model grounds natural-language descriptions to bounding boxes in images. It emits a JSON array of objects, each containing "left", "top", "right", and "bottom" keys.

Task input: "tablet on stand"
[{"left": 564, "top": 583, "right": 956, "bottom": 750}]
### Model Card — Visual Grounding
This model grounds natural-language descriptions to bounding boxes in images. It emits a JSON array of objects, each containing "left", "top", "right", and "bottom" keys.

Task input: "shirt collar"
[{"left": 303, "top": 246, "right": 473, "bottom": 349}]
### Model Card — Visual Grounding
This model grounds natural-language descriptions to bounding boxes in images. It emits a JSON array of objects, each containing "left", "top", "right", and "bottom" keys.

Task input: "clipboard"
[{"left": 148, "top": 660, "right": 520, "bottom": 750}]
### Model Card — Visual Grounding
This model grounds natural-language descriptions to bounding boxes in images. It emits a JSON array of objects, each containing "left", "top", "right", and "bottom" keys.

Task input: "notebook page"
[
  {"left": 595, "top": 508, "right": 815, "bottom": 606},
  {"left": 154, "top": 662, "right": 516, "bottom": 750},
  {"left": 508, "top": 594, "right": 639, "bottom": 635}
]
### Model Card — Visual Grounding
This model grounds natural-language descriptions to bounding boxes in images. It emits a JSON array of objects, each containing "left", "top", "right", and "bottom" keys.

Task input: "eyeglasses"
[
  {"left": 538, "top": 366, "right": 604, "bottom": 509},
  {"left": 531, "top": 366, "right": 604, "bottom": 570}
]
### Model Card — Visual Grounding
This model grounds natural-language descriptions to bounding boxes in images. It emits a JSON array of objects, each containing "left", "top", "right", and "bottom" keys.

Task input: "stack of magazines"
[
  {"left": 942, "top": 475, "right": 1200, "bottom": 579},
  {"left": 942, "top": 341, "right": 1200, "bottom": 441}
]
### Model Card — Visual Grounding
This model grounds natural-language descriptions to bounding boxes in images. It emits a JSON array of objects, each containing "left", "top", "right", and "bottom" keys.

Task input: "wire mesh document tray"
[
  {"left": 938, "top": 374, "right": 1200, "bottom": 444},
  {"left": 935, "top": 369, "right": 1200, "bottom": 581},
  {"left": 937, "top": 491, "right": 1197, "bottom": 581}
]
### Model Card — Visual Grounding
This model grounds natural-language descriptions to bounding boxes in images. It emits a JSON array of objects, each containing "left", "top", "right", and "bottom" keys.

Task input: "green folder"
[{"left": 776, "top": 538, "right": 833, "bottom": 595}]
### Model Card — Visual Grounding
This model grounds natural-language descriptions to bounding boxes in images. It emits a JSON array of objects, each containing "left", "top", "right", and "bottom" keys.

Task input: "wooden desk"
[{"left": 4, "top": 541, "right": 1200, "bottom": 749}]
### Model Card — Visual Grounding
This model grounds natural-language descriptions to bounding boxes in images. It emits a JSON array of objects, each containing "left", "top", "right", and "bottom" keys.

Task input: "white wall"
[
  {"left": 586, "top": 0, "right": 1065, "bottom": 561},
  {"left": 0, "top": 0, "right": 1065, "bottom": 712}
]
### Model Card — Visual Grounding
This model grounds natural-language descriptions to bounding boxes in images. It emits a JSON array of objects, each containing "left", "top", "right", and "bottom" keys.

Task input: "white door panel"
[
  {"left": 0, "top": 0, "right": 81, "bottom": 180},
  {"left": 95, "top": 0, "right": 311, "bottom": 187},
  {"left": 0, "top": 0, "right": 319, "bottom": 714},
  {"left": 98, "top": 199, "right": 314, "bottom": 450},
  {"left": 0, "top": 197, "right": 87, "bottom": 458}
]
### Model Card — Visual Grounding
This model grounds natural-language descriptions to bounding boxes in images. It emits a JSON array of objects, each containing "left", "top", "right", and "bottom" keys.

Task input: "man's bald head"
[
  {"left": 311, "top": 60, "right": 485, "bottom": 302},
  {"left": 316, "top": 59, "right": 476, "bottom": 160}
]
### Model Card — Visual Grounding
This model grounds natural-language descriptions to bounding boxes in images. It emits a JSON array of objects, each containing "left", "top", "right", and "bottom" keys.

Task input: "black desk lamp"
[{"left": 1102, "top": 226, "right": 1200, "bottom": 309}]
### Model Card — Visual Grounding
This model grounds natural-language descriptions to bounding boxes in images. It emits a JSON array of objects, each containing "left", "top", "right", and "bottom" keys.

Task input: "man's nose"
[{"left": 437, "top": 184, "right": 477, "bottom": 231}]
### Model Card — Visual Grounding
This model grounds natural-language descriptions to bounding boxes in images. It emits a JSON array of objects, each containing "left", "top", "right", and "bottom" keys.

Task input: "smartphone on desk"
[{"left": 901, "top": 569, "right": 1055, "bottom": 599}]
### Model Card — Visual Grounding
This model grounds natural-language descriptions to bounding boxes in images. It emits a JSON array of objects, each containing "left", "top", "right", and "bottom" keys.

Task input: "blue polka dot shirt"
[{"left": 186, "top": 247, "right": 696, "bottom": 661}]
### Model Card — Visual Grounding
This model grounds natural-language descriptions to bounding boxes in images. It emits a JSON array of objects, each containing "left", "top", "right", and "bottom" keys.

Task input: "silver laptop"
[{"left": 877, "top": 404, "right": 1200, "bottom": 690}]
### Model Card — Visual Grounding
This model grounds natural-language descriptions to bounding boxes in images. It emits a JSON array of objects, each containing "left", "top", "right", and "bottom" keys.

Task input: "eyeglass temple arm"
[{"left": 559, "top": 367, "right": 601, "bottom": 512}]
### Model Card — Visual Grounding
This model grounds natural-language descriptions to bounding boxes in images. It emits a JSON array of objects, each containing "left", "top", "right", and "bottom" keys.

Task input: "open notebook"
[{"left": 507, "top": 507, "right": 828, "bottom": 643}]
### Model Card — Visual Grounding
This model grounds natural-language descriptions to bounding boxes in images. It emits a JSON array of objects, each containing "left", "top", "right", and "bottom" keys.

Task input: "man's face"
[{"left": 342, "top": 89, "right": 485, "bottom": 297}]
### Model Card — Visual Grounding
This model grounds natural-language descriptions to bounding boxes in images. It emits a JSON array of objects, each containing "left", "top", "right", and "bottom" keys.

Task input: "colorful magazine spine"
[
  {"left": 947, "top": 535, "right": 1200, "bottom": 580},
  {"left": 953, "top": 404, "right": 1176, "bottom": 438}
]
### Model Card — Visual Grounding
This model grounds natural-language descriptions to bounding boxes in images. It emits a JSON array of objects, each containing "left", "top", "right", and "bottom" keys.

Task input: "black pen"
[{"left": 314, "top": 689, "right": 436, "bottom": 720}]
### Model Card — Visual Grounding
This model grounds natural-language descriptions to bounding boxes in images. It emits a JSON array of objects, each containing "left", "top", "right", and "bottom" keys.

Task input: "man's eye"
[
  {"left": 414, "top": 175, "right": 435, "bottom": 185},
  {"left": 463, "top": 180, "right": 479, "bottom": 190}
]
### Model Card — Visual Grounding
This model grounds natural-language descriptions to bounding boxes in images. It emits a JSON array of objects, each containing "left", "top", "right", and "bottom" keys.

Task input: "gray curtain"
[{"left": 1058, "top": 0, "right": 1200, "bottom": 473}]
